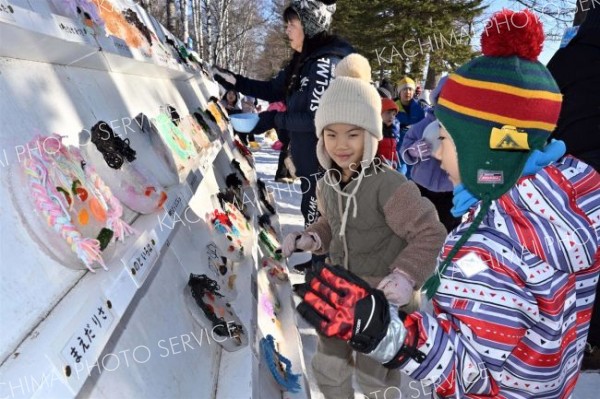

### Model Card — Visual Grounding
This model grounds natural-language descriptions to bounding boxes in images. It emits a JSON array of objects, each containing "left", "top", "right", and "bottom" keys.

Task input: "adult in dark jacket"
[
  {"left": 547, "top": 6, "right": 600, "bottom": 370},
  {"left": 547, "top": 7, "right": 600, "bottom": 172},
  {"left": 213, "top": 0, "right": 353, "bottom": 272}
]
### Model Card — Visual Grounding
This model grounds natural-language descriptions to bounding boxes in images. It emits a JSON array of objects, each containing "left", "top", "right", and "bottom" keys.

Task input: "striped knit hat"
[
  {"left": 423, "top": 9, "right": 563, "bottom": 298},
  {"left": 436, "top": 9, "right": 562, "bottom": 201}
]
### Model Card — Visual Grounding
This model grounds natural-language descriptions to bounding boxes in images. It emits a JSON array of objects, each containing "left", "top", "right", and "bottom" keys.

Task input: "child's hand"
[
  {"left": 281, "top": 232, "right": 321, "bottom": 257},
  {"left": 377, "top": 270, "right": 415, "bottom": 307}
]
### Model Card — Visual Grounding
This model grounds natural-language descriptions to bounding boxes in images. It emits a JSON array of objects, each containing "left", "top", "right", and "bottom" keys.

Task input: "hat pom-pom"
[
  {"left": 335, "top": 53, "right": 372, "bottom": 82},
  {"left": 481, "top": 9, "right": 544, "bottom": 61}
]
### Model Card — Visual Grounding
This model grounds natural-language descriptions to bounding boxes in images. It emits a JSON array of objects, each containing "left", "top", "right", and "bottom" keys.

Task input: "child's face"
[
  {"left": 382, "top": 110, "right": 397, "bottom": 126},
  {"left": 285, "top": 18, "right": 304, "bottom": 52},
  {"left": 432, "top": 124, "right": 461, "bottom": 186},
  {"left": 323, "top": 123, "right": 365, "bottom": 175},
  {"left": 399, "top": 87, "right": 414, "bottom": 105},
  {"left": 226, "top": 91, "right": 237, "bottom": 104}
]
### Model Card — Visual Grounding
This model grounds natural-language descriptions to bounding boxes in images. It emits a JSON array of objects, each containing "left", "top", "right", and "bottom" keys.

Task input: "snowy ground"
[{"left": 251, "top": 136, "right": 598, "bottom": 399}]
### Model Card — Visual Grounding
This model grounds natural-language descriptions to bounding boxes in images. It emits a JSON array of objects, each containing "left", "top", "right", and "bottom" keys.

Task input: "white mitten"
[
  {"left": 377, "top": 270, "right": 415, "bottom": 307},
  {"left": 281, "top": 232, "right": 321, "bottom": 257}
]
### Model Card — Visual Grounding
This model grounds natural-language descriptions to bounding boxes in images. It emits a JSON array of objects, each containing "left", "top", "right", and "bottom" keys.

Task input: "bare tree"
[
  {"left": 166, "top": 0, "right": 177, "bottom": 32},
  {"left": 181, "top": 0, "right": 190, "bottom": 45}
]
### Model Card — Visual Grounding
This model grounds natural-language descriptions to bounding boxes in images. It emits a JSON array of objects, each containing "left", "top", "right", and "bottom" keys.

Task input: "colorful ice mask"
[
  {"left": 19, "top": 135, "right": 134, "bottom": 271},
  {"left": 82, "top": 121, "right": 168, "bottom": 214}
]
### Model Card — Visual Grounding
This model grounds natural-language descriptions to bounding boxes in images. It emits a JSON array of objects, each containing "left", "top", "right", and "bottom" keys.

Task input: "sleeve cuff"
[{"left": 367, "top": 306, "right": 407, "bottom": 364}]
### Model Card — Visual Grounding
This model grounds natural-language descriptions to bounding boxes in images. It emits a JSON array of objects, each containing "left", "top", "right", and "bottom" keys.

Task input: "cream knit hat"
[{"left": 315, "top": 53, "right": 382, "bottom": 170}]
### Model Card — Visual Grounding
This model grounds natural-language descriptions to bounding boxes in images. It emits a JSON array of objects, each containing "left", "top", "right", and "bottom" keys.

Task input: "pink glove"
[
  {"left": 376, "top": 270, "right": 415, "bottom": 307},
  {"left": 407, "top": 139, "right": 432, "bottom": 161},
  {"left": 267, "top": 102, "right": 287, "bottom": 112},
  {"left": 281, "top": 232, "right": 321, "bottom": 257}
]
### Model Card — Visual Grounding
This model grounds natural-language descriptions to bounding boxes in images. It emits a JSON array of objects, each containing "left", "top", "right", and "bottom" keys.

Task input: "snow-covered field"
[{"left": 252, "top": 137, "right": 598, "bottom": 399}]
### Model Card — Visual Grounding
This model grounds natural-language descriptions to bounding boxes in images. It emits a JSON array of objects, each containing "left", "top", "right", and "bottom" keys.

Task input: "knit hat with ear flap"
[
  {"left": 288, "top": 0, "right": 337, "bottom": 38},
  {"left": 315, "top": 53, "right": 382, "bottom": 170},
  {"left": 422, "top": 9, "right": 563, "bottom": 299}
]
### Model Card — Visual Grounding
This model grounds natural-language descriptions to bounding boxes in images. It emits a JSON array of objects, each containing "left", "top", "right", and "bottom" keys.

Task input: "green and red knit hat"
[
  {"left": 423, "top": 9, "right": 563, "bottom": 299},
  {"left": 436, "top": 9, "right": 562, "bottom": 201}
]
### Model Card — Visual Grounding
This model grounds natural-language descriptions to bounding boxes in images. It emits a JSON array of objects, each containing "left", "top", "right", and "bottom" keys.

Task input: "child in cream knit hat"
[{"left": 281, "top": 53, "right": 446, "bottom": 398}]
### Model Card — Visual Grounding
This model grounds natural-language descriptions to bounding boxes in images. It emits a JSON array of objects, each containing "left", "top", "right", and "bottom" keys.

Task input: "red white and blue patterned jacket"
[{"left": 399, "top": 156, "right": 600, "bottom": 398}]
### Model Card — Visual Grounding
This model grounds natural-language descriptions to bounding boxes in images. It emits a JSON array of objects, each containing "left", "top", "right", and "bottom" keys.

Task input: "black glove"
[
  {"left": 296, "top": 264, "right": 391, "bottom": 353},
  {"left": 213, "top": 66, "right": 237, "bottom": 91},
  {"left": 250, "top": 111, "right": 278, "bottom": 135}
]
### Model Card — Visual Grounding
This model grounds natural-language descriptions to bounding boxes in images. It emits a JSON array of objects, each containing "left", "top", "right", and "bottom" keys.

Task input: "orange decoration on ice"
[
  {"left": 90, "top": 0, "right": 146, "bottom": 49},
  {"left": 78, "top": 208, "right": 90, "bottom": 225},
  {"left": 89, "top": 197, "right": 107, "bottom": 223}
]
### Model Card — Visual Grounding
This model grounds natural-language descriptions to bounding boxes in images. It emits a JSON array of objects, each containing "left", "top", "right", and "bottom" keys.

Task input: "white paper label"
[
  {"left": 60, "top": 298, "right": 115, "bottom": 368},
  {"left": 122, "top": 230, "right": 160, "bottom": 287},
  {"left": 163, "top": 188, "right": 185, "bottom": 219},
  {"left": 53, "top": 15, "right": 94, "bottom": 45},
  {"left": 455, "top": 252, "right": 488, "bottom": 278}
]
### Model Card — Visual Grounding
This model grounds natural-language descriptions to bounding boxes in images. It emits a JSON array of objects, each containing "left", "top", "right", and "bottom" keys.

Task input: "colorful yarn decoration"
[
  {"left": 261, "top": 257, "right": 288, "bottom": 283},
  {"left": 178, "top": 115, "right": 211, "bottom": 155},
  {"left": 89, "top": 0, "right": 150, "bottom": 50},
  {"left": 222, "top": 202, "right": 251, "bottom": 236},
  {"left": 22, "top": 135, "right": 133, "bottom": 271},
  {"left": 153, "top": 113, "right": 197, "bottom": 164},
  {"left": 259, "top": 230, "right": 281, "bottom": 260},
  {"left": 259, "top": 335, "right": 302, "bottom": 393},
  {"left": 207, "top": 209, "right": 245, "bottom": 259},
  {"left": 206, "top": 101, "right": 229, "bottom": 133},
  {"left": 123, "top": 8, "right": 152, "bottom": 45},
  {"left": 193, "top": 109, "right": 221, "bottom": 141}
]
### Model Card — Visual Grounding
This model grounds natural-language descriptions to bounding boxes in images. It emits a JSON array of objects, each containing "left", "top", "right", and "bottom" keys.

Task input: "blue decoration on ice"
[{"left": 259, "top": 334, "right": 302, "bottom": 393}]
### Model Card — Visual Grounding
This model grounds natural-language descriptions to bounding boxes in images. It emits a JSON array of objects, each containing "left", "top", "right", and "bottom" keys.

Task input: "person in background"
[
  {"left": 400, "top": 76, "right": 460, "bottom": 232},
  {"left": 240, "top": 96, "right": 259, "bottom": 149},
  {"left": 395, "top": 77, "right": 427, "bottom": 177},
  {"left": 281, "top": 54, "right": 445, "bottom": 398},
  {"left": 414, "top": 84, "right": 422, "bottom": 99},
  {"left": 269, "top": 101, "right": 295, "bottom": 183},
  {"left": 377, "top": 78, "right": 396, "bottom": 99},
  {"left": 220, "top": 89, "right": 241, "bottom": 114},
  {"left": 213, "top": 0, "right": 354, "bottom": 274},
  {"left": 296, "top": 10, "right": 600, "bottom": 398},
  {"left": 377, "top": 98, "right": 400, "bottom": 169},
  {"left": 547, "top": 4, "right": 600, "bottom": 370}
]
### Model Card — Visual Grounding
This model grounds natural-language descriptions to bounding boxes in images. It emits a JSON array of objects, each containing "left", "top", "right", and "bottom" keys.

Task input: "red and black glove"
[{"left": 296, "top": 264, "right": 390, "bottom": 353}]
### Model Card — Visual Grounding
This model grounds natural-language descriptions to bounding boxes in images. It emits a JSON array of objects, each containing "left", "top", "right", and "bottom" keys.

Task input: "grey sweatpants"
[
  {"left": 312, "top": 335, "right": 402, "bottom": 399},
  {"left": 311, "top": 292, "right": 425, "bottom": 399}
]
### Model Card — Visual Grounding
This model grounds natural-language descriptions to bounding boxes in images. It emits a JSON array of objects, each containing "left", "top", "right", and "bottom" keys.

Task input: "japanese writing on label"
[
  {"left": 61, "top": 300, "right": 114, "bottom": 366},
  {"left": 124, "top": 230, "right": 160, "bottom": 286},
  {"left": 163, "top": 186, "right": 186, "bottom": 218}
]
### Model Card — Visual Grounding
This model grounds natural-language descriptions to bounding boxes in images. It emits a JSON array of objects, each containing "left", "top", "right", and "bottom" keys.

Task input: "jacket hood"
[{"left": 309, "top": 35, "right": 355, "bottom": 60}]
